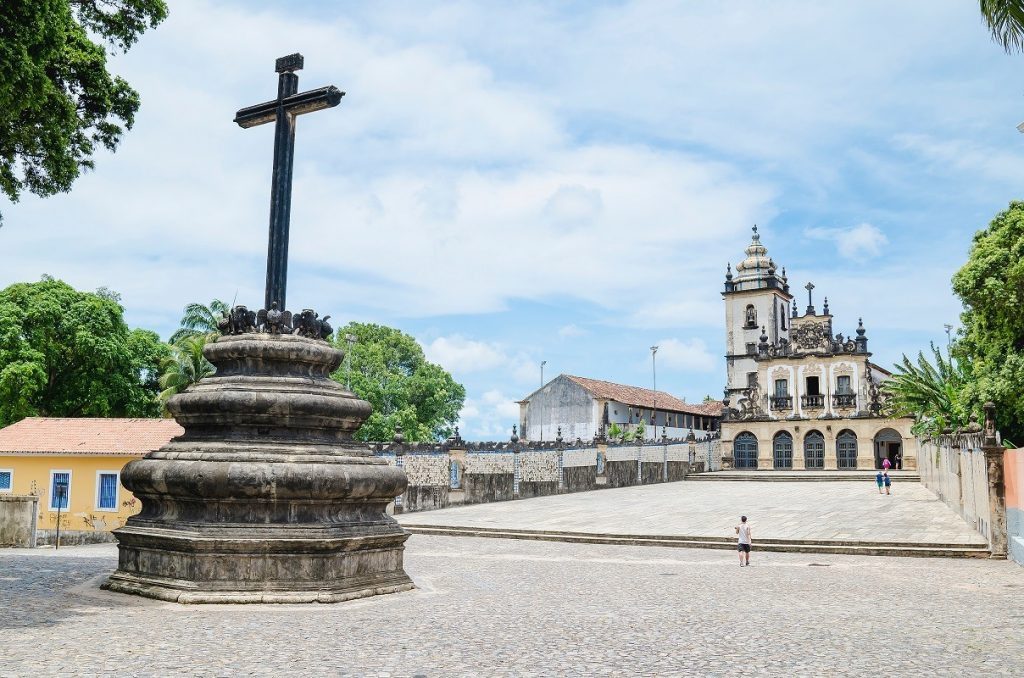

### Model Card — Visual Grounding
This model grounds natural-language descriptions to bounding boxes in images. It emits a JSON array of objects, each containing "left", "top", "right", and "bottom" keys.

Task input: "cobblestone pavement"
[
  {"left": 399, "top": 480, "right": 988, "bottom": 545},
  {"left": 2, "top": 536, "right": 1022, "bottom": 676}
]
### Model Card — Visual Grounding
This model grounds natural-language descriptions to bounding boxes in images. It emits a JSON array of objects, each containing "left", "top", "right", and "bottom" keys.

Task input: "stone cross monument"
[{"left": 104, "top": 55, "right": 413, "bottom": 603}]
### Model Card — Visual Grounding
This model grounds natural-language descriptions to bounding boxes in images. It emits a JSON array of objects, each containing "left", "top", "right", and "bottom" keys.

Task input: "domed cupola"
[{"left": 733, "top": 225, "right": 779, "bottom": 288}]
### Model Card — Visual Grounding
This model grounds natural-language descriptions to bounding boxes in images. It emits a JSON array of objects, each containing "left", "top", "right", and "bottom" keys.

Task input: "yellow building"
[{"left": 0, "top": 418, "right": 182, "bottom": 540}]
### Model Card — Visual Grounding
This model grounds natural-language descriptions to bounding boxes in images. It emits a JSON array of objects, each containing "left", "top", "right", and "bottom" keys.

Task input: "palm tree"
[
  {"left": 169, "top": 299, "right": 229, "bottom": 344},
  {"left": 980, "top": 0, "right": 1024, "bottom": 53},
  {"left": 882, "top": 343, "right": 968, "bottom": 436},
  {"left": 158, "top": 336, "right": 214, "bottom": 405}
]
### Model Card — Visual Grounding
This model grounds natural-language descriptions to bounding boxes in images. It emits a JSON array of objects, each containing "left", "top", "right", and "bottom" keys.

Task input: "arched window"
[
  {"left": 780, "top": 302, "right": 787, "bottom": 330},
  {"left": 773, "top": 431, "right": 793, "bottom": 469},
  {"left": 836, "top": 430, "right": 858, "bottom": 469},
  {"left": 745, "top": 305, "right": 757, "bottom": 328},
  {"left": 804, "top": 431, "right": 824, "bottom": 469},
  {"left": 734, "top": 432, "right": 758, "bottom": 469}
]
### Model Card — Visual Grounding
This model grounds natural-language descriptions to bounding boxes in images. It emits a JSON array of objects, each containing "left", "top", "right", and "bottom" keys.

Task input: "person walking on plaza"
[
  {"left": 875, "top": 470, "right": 884, "bottom": 494},
  {"left": 883, "top": 471, "right": 892, "bottom": 495},
  {"left": 882, "top": 457, "right": 892, "bottom": 471},
  {"left": 736, "top": 515, "right": 752, "bottom": 566}
]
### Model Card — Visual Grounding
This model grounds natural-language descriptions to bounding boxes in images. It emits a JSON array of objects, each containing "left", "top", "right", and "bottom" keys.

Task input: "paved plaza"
[
  {"left": 399, "top": 479, "right": 988, "bottom": 546},
  {"left": 2, "top": 535, "right": 1022, "bottom": 676}
]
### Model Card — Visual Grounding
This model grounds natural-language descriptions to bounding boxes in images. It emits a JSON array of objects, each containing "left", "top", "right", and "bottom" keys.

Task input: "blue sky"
[{"left": 2, "top": 0, "right": 1023, "bottom": 439}]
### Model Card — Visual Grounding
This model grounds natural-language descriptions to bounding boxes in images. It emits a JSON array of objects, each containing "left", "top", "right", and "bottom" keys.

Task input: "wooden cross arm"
[{"left": 234, "top": 86, "right": 345, "bottom": 128}]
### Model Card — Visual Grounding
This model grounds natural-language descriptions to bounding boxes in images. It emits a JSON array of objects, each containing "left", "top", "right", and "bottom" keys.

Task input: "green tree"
[
  {"left": 979, "top": 0, "right": 1024, "bottom": 53},
  {"left": 330, "top": 322, "right": 465, "bottom": 442},
  {"left": 168, "top": 299, "right": 229, "bottom": 343},
  {"left": 951, "top": 201, "right": 1024, "bottom": 442},
  {"left": 882, "top": 344, "right": 970, "bottom": 437},
  {"left": 158, "top": 335, "right": 214, "bottom": 405},
  {"left": 0, "top": 277, "right": 168, "bottom": 425},
  {"left": 0, "top": 0, "right": 168, "bottom": 222}
]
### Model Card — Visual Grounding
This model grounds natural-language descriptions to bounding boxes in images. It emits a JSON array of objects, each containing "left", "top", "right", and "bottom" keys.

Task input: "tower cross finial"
[
  {"left": 234, "top": 54, "right": 345, "bottom": 311},
  {"left": 804, "top": 282, "right": 816, "bottom": 315}
]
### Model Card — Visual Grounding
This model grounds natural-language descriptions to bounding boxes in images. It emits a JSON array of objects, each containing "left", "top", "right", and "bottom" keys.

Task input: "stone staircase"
[
  {"left": 404, "top": 524, "right": 989, "bottom": 559},
  {"left": 688, "top": 470, "right": 921, "bottom": 482}
]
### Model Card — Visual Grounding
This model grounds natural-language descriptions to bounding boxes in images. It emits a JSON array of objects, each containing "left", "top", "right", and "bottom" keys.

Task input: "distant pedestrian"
[
  {"left": 736, "top": 515, "right": 752, "bottom": 566},
  {"left": 894, "top": 452, "right": 902, "bottom": 470},
  {"left": 875, "top": 471, "right": 884, "bottom": 494},
  {"left": 882, "top": 457, "right": 892, "bottom": 471},
  {"left": 883, "top": 472, "right": 892, "bottom": 495}
]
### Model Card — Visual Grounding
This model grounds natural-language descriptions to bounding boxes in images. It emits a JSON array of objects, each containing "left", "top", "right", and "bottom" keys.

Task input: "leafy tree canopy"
[
  {"left": 951, "top": 201, "right": 1024, "bottom": 442},
  {"left": 331, "top": 322, "right": 465, "bottom": 443},
  {"left": 0, "top": 277, "right": 168, "bottom": 426},
  {"left": 0, "top": 0, "right": 167, "bottom": 222}
]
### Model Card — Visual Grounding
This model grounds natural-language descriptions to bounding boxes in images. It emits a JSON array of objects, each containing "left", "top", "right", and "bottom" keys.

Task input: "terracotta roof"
[
  {"left": 0, "top": 418, "right": 183, "bottom": 456},
  {"left": 563, "top": 375, "right": 722, "bottom": 417}
]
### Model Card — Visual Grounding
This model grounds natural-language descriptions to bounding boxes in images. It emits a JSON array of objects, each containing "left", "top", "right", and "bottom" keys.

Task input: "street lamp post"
[
  {"left": 650, "top": 345, "right": 658, "bottom": 442},
  {"left": 344, "top": 333, "right": 357, "bottom": 390},
  {"left": 540, "top": 360, "right": 547, "bottom": 443},
  {"left": 944, "top": 324, "right": 953, "bottom": 349}
]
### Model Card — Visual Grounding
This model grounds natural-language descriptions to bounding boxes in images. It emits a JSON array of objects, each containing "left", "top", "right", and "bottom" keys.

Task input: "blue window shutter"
[
  {"left": 0, "top": 471, "right": 11, "bottom": 490},
  {"left": 51, "top": 472, "right": 70, "bottom": 509},
  {"left": 98, "top": 474, "right": 118, "bottom": 509}
]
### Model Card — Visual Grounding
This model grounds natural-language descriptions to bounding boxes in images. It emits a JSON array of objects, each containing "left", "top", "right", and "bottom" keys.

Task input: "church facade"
[{"left": 719, "top": 227, "right": 916, "bottom": 471}]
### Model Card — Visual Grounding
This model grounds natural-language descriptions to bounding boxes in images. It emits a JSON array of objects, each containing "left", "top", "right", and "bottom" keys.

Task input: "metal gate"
[
  {"left": 804, "top": 431, "right": 825, "bottom": 469},
  {"left": 773, "top": 432, "right": 793, "bottom": 469},
  {"left": 836, "top": 430, "right": 858, "bottom": 469},
  {"left": 734, "top": 432, "right": 758, "bottom": 469}
]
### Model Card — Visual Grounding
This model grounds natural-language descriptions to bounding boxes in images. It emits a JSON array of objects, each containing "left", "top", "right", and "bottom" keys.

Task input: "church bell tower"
[{"left": 723, "top": 226, "right": 793, "bottom": 405}]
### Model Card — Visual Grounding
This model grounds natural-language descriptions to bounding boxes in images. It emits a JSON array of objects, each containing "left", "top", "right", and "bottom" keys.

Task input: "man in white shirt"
[{"left": 736, "top": 515, "right": 752, "bottom": 566}]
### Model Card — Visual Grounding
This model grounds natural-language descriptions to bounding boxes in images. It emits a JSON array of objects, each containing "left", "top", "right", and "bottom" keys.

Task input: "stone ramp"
[
  {"left": 398, "top": 479, "right": 989, "bottom": 559},
  {"left": 689, "top": 470, "right": 921, "bottom": 482}
]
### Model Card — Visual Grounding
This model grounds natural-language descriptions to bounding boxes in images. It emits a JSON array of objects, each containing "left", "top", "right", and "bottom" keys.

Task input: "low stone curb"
[{"left": 403, "top": 525, "right": 991, "bottom": 559}]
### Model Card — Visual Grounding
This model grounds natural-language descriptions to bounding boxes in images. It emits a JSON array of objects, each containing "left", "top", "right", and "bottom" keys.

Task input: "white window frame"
[
  {"left": 95, "top": 470, "right": 120, "bottom": 512},
  {"left": 48, "top": 469, "right": 72, "bottom": 511},
  {"left": 0, "top": 468, "right": 12, "bottom": 493}
]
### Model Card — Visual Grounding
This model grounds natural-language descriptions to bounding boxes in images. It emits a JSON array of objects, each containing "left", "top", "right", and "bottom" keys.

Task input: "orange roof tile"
[
  {"left": 563, "top": 375, "right": 722, "bottom": 417},
  {"left": 0, "top": 418, "right": 183, "bottom": 456}
]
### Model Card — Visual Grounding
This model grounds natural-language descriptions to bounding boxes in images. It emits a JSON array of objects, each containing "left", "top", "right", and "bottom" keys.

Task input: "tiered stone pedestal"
[{"left": 104, "top": 333, "right": 413, "bottom": 603}]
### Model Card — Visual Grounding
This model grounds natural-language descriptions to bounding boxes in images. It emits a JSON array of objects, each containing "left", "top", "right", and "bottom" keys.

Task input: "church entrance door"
[
  {"left": 804, "top": 431, "right": 824, "bottom": 469},
  {"left": 873, "top": 428, "right": 903, "bottom": 470},
  {"left": 734, "top": 432, "right": 758, "bottom": 469},
  {"left": 773, "top": 432, "right": 793, "bottom": 469}
]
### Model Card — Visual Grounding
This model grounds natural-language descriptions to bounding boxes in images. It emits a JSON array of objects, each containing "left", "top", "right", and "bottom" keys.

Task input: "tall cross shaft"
[{"left": 234, "top": 53, "right": 344, "bottom": 311}]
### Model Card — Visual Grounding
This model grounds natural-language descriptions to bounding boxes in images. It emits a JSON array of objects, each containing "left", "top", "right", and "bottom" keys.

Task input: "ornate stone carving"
[
  {"left": 793, "top": 321, "right": 830, "bottom": 351},
  {"left": 218, "top": 305, "right": 258, "bottom": 335},
  {"left": 219, "top": 304, "right": 333, "bottom": 341},
  {"left": 293, "top": 308, "right": 333, "bottom": 340},
  {"left": 257, "top": 302, "right": 292, "bottom": 335}
]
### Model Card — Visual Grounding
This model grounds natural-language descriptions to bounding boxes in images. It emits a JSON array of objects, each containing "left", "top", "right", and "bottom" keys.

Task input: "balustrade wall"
[{"left": 377, "top": 438, "right": 712, "bottom": 514}]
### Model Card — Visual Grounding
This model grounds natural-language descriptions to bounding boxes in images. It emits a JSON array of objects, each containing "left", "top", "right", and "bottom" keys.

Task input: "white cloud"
[
  {"left": 424, "top": 335, "right": 506, "bottom": 373},
  {"left": 651, "top": 338, "right": 716, "bottom": 373},
  {"left": 458, "top": 390, "right": 521, "bottom": 440},
  {"left": 804, "top": 223, "right": 889, "bottom": 259}
]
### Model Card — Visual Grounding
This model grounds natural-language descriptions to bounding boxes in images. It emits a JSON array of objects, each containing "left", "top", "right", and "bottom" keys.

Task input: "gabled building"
[
  {"left": 518, "top": 374, "right": 722, "bottom": 443},
  {"left": 0, "top": 417, "right": 183, "bottom": 538},
  {"left": 720, "top": 227, "right": 916, "bottom": 470}
]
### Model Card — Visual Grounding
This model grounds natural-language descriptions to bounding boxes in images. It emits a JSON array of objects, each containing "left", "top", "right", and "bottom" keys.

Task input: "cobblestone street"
[{"left": 2, "top": 535, "right": 1022, "bottom": 676}]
